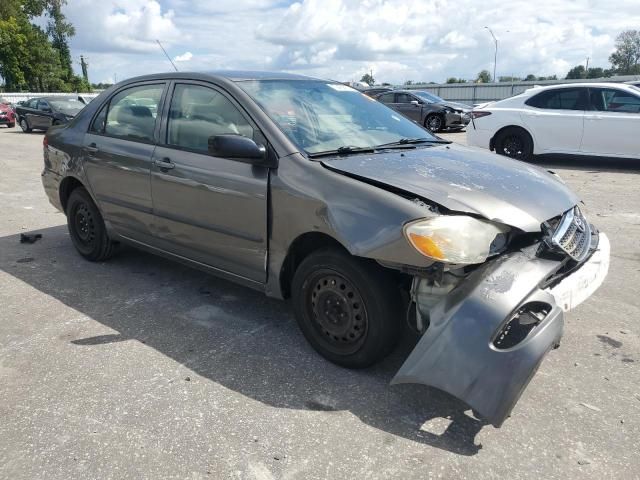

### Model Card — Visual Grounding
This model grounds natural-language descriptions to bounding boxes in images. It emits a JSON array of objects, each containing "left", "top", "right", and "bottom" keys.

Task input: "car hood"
[
  {"left": 320, "top": 144, "right": 579, "bottom": 232},
  {"left": 437, "top": 101, "right": 471, "bottom": 112}
]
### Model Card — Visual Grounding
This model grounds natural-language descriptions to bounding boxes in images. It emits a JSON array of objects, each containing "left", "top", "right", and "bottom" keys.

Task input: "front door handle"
[{"left": 154, "top": 157, "right": 175, "bottom": 170}]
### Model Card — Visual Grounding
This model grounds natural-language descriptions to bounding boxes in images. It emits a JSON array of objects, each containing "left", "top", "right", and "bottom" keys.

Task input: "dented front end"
[{"left": 392, "top": 228, "right": 610, "bottom": 427}]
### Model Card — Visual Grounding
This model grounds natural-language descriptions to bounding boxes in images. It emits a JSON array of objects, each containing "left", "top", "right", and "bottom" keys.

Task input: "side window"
[
  {"left": 591, "top": 88, "right": 640, "bottom": 113},
  {"left": 104, "top": 84, "right": 164, "bottom": 142},
  {"left": 395, "top": 93, "right": 415, "bottom": 104},
  {"left": 27, "top": 99, "right": 39, "bottom": 109},
  {"left": 90, "top": 104, "right": 108, "bottom": 133},
  {"left": 37, "top": 100, "right": 50, "bottom": 111},
  {"left": 377, "top": 92, "right": 395, "bottom": 103},
  {"left": 526, "top": 88, "right": 587, "bottom": 110},
  {"left": 167, "top": 84, "right": 254, "bottom": 153}
]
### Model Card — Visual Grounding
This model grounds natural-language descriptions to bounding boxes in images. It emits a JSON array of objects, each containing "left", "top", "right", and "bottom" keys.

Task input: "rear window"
[{"left": 525, "top": 88, "right": 587, "bottom": 110}]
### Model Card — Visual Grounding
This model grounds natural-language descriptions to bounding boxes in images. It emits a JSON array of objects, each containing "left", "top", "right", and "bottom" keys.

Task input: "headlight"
[{"left": 404, "top": 216, "right": 510, "bottom": 265}]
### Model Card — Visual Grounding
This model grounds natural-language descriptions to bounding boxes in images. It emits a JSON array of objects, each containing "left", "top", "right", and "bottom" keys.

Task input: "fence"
[
  {"left": 402, "top": 75, "right": 640, "bottom": 105},
  {"left": 0, "top": 92, "right": 100, "bottom": 104}
]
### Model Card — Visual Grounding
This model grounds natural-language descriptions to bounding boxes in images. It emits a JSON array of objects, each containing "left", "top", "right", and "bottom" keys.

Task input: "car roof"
[
  {"left": 112, "top": 70, "right": 326, "bottom": 85},
  {"left": 528, "top": 82, "right": 636, "bottom": 91}
]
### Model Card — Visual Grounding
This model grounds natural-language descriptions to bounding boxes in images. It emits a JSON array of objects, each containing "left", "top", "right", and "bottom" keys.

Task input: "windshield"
[
  {"left": 49, "top": 98, "right": 84, "bottom": 115},
  {"left": 413, "top": 91, "right": 444, "bottom": 103},
  {"left": 238, "top": 80, "right": 437, "bottom": 154}
]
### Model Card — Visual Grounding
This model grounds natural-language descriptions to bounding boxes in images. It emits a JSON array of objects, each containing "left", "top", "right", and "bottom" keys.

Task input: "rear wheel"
[
  {"left": 8, "top": 122, "right": 15, "bottom": 128},
  {"left": 20, "top": 118, "right": 31, "bottom": 133},
  {"left": 66, "top": 187, "right": 116, "bottom": 261},
  {"left": 494, "top": 128, "right": 533, "bottom": 161},
  {"left": 425, "top": 114, "right": 444, "bottom": 132},
  {"left": 291, "top": 248, "right": 401, "bottom": 368}
]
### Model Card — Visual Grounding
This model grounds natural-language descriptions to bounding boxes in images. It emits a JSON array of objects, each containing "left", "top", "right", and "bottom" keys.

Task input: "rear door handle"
[
  {"left": 154, "top": 157, "right": 175, "bottom": 170},
  {"left": 84, "top": 143, "right": 99, "bottom": 154}
]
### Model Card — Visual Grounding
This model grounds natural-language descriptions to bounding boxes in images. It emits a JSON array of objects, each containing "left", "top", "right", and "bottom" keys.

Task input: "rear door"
[
  {"left": 150, "top": 81, "right": 269, "bottom": 282},
  {"left": 82, "top": 82, "right": 167, "bottom": 243},
  {"left": 521, "top": 87, "right": 587, "bottom": 153},
  {"left": 581, "top": 87, "right": 640, "bottom": 158}
]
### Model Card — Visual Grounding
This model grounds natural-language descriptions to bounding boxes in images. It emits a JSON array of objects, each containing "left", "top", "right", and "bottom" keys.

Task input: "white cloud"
[
  {"left": 174, "top": 51, "right": 193, "bottom": 62},
  {"left": 64, "top": 0, "right": 640, "bottom": 85}
]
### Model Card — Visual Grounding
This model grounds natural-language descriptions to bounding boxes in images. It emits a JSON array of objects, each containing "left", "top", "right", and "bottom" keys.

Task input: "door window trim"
[
  {"left": 525, "top": 87, "right": 588, "bottom": 111},
  {"left": 86, "top": 81, "right": 169, "bottom": 145}
]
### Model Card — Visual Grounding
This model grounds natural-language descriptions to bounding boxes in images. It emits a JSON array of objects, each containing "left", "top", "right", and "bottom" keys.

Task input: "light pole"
[{"left": 484, "top": 26, "right": 497, "bottom": 83}]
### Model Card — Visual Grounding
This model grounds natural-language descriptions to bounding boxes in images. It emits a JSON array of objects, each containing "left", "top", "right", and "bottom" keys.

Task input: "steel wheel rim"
[
  {"left": 502, "top": 135, "right": 525, "bottom": 159},
  {"left": 306, "top": 270, "right": 368, "bottom": 355},
  {"left": 73, "top": 203, "right": 96, "bottom": 246},
  {"left": 427, "top": 116, "right": 442, "bottom": 131}
]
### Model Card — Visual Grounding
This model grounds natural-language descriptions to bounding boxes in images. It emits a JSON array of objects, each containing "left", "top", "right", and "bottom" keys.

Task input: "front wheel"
[
  {"left": 19, "top": 118, "right": 31, "bottom": 133},
  {"left": 66, "top": 187, "right": 116, "bottom": 261},
  {"left": 494, "top": 128, "right": 533, "bottom": 161},
  {"left": 425, "top": 114, "right": 444, "bottom": 132},
  {"left": 291, "top": 248, "right": 402, "bottom": 369}
]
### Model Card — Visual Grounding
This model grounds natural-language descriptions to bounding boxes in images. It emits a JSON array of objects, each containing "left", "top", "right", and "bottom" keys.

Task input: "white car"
[{"left": 467, "top": 82, "right": 640, "bottom": 160}]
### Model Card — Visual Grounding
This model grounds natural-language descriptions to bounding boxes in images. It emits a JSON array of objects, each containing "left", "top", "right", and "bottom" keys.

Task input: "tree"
[
  {"left": 498, "top": 76, "right": 520, "bottom": 82},
  {"left": 565, "top": 65, "right": 586, "bottom": 79},
  {"left": 476, "top": 70, "right": 491, "bottom": 83},
  {"left": 586, "top": 67, "right": 604, "bottom": 79},
  {"left": 446, "top": 77, "right": 466, "bottom": 84},
  {"left": 609, "top": 30, "right": 640, "bottom": 75},
  {"left": 46, "top": 0, "right": 75, "bottom": 82},
  {"left": 524, "top": 74, "right": 536, "bottom": 81},
  {"left": 360, "top": 73, "right": 374, "bottom": 86},
  {"left": 404, "top": 80, "right": 413, "bottom": 86}
]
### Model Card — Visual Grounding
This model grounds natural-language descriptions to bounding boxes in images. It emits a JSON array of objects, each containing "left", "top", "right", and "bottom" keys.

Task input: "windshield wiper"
[
  {"left": 375, "top": 137, "right": 451, "bottom": 148},
  {"left": 307, "top": 145, "right": 376, "bottom": 158}
]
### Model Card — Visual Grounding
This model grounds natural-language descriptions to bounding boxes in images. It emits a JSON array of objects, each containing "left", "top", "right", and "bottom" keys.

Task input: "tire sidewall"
[
  {"left": 496, "top": 128, "right": 533, "bottom": 161},
  {"left": 66, "top": 188, "right": 109, "bottom": 260},
  {"left": 291, "top": 249, "right": 400, "bottom": 368},
  {"left": 20, "top": 118, "right": 30, "bottom": 132},
  {"left": 425, "top": 114, "right": 443, "bottom": 132}
]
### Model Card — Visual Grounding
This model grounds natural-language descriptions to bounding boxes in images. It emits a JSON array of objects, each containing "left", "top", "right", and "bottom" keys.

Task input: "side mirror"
[
  {"left": 410, "top": 100, "right": 420, "bottom": 106},
  {"left": 208, "top": 134, "right": 270, "bottom": 164}
]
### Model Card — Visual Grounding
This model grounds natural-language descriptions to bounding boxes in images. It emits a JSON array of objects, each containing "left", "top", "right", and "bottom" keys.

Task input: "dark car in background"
[
  {"left": 15, "top": 96, "right": 85, "bottom": 132},
  {"left": 361, "top": 86, "right": 393, "bottom": 97},
  {"left": 0, "top": 98, "right": 16, "bottom": 128},
  {"left": 376, "top": 89, "right": 471, "bottom": 132}
]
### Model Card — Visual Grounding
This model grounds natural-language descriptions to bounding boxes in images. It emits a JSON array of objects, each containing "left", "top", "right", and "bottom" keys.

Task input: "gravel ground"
[{"left": 1, "top": 126, "right": 639, "bottom": 479}]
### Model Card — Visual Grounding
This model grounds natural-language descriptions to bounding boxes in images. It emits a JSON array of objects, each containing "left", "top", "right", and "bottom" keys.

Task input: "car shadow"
[
  {"left": 0, "top": 225, "right": 488, "bottom": 455},
  {"left": 535, "top": 154, "right": 640, "bottom": 174}
]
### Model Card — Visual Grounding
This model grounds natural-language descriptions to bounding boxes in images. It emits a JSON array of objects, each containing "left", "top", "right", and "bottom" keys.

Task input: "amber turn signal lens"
[{"left": 408, "top": 233, "right": 445, "bottom": 260}]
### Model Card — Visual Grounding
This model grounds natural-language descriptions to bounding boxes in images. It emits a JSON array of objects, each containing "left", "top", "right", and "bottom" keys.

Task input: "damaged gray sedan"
[{"left": 41, "top": 71, "right": 609, "bottom": 427}]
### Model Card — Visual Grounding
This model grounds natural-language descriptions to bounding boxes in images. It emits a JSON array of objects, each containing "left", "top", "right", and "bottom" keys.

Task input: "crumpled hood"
[
  {"left": 321, "top": 144, "right": 579, "bottom": 232},
  {"left": 439, "top": 101, "right": 471, "bottom": 112}
]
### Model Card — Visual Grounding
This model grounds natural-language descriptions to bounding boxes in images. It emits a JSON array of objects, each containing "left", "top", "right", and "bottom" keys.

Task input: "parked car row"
[
  {"left": 0, "top": 98, "right": 16, "bottom": 128},
  {"left": 468, "top": 82, "right": 640, "bottom": 160},
  {"left": 0, "top": 94, "right": 97, "bottom": 131}
]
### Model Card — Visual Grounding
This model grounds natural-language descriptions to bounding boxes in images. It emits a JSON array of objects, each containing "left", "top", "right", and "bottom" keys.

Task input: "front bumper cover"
[{"left": 392, "top": 232, "right": 609, "bottom": 427}]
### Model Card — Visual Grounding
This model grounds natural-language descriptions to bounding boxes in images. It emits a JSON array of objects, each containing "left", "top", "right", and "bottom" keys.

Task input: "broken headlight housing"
[{"left": 404, "top": 216, "right": 510, "bottom": 265}]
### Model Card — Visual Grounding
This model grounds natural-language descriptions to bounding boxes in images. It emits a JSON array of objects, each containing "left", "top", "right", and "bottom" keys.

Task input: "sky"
[{"left": 63, "top": 0, "right": 640, "bottom": 85}]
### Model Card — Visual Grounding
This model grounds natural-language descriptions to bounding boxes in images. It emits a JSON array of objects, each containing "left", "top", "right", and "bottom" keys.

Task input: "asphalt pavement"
[{"left": 1, "top": 126, "right": 639, "bottom": 479}]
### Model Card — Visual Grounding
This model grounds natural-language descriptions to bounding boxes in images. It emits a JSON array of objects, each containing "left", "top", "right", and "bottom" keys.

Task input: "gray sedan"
[
  {"left": 41, "top": 71, "right": 608, "bottom": 427},
  {"left": 376, "top": 89, "right": 471, "bottom": 132}
]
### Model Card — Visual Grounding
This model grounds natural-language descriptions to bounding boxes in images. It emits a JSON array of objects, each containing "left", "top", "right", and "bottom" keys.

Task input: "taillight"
[
  {"left": 471, "top": 111, "right": 492, "bottom": 119},
  {"left": 43, "top": 136, "right": 48, "bottom": 148}
]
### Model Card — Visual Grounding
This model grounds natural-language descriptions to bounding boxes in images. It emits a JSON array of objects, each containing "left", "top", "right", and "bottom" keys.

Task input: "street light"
[{"left": 484, "top": 26, "right": 497, "bottom": 83}]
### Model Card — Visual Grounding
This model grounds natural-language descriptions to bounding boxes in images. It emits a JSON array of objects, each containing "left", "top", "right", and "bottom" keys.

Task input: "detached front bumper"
[{"left": 392, "top": 232, "right": 609, "bottom": 427}]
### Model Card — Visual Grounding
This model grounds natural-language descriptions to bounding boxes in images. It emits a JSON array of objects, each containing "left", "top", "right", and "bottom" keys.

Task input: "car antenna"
[{"left": 156, "top": 39, "right": 179, "bottom": 72}]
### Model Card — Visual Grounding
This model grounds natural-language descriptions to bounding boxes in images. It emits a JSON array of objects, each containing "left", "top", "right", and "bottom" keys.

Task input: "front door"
[
  {"left": 521, "top": 87, "right": 587, "bottom": 154},
  {"left": 82, "top": 82, "right": 167, "bottom": 242},
  {"left": 581, "top": 87, "right": 640, "bottom": 158},
  {"left": 35, "top": 100, "right": 53, "bottom": 129},
  {"left": 150, "top": 82, "right": 269, "bottom": 283},
  {"left": 392, "top": 92, "right": 423, "bottom": 122}
]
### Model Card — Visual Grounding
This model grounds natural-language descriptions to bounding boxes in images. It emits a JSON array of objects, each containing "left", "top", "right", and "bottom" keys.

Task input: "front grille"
[{"left": 551, "top": 206, "right": 591, "bottom": 262}]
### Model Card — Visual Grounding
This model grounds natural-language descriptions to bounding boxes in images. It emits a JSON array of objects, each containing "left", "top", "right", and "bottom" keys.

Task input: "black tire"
[
  {"left": 494, "top": 127, "right": 533, "bottom": 161},
  {"left": 8, "top": 122, "right": 15, "bottom": 128},
  {"left": 425, "top": 114, "right": 444, "bottom": 132},
  {"left": 66, "top": 187, "right": 116, "bottom": 261},
  {"left": 291, "top": 248, "right": 402, "bottom": 369},
  {"left": 19, "top": 118, "right": 32, "bottom": 133}
]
